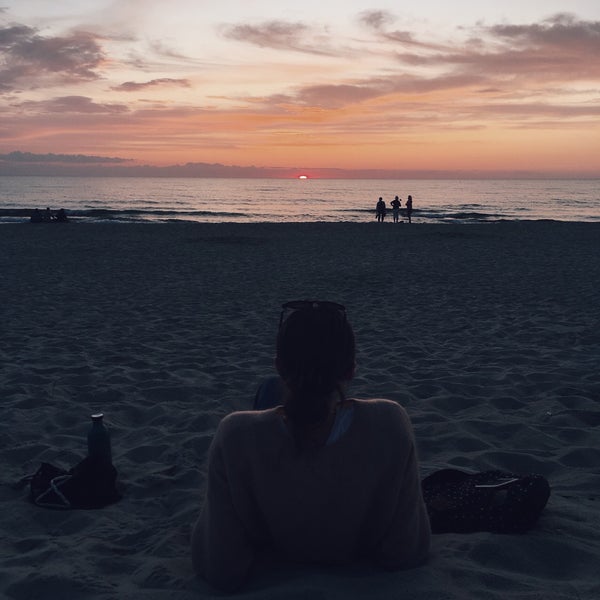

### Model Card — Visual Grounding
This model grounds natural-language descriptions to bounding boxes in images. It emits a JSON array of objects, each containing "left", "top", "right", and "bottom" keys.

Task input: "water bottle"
[{"left": 87, "top": 413, "right": 112, "bottom": 463}]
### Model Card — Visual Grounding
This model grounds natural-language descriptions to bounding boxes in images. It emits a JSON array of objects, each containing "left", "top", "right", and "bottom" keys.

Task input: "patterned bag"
[
  {"left": 28, "top": 456, "right": 121, "bottom": 509},
  {"left": 422, "top": 468, "right": 550, "bottom": 534}
]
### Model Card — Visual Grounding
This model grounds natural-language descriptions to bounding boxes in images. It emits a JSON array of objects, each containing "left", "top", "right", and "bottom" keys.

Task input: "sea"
[{"left": 0, "top": 176, "right": 598, "bottom": 224}]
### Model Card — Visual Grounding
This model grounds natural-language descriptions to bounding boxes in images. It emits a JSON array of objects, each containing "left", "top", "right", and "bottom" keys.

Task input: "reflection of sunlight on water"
[{"left": 0, "top": 176, "right": 598, "bottom": 223}]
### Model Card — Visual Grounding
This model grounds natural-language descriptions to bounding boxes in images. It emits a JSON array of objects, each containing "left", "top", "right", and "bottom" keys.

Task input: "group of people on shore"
[
  {"left": 30, "top": 207, "right": 68, "bottom": 223},
  {"left": 376, "top": 195, "right": 413, "bottom": 223}
]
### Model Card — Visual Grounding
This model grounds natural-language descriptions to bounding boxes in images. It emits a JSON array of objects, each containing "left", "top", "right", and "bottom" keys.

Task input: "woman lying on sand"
[{"left": 191, "top": 300, "right": 431, "bottom": 591}]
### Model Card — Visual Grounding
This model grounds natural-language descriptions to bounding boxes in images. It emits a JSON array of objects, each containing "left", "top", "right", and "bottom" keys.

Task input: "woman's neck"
[{"left": 280, "top": 389, "right": 344, "bottom": 450}]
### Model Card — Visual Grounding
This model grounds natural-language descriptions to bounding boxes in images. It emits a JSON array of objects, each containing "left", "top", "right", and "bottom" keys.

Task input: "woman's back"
[
  {"left": 192, "top": 301, "right": 430, "bottom": 591},
  {"left": 192, "top": 398, "right": 430, "bottom": 590}
]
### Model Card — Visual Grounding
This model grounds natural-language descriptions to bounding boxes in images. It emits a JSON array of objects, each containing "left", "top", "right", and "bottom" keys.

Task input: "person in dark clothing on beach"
[
  {"left": 391, "top": 196, "right": 401, "bottom": 223},
  {"left": 406, "top": 195, "right": 413, "bottom": 223},
  {"left": 30, "top": 209, "right": 43, "bottom": 223},
  {"left": 55, "top": 208, "right": 68, "bottom": 222},
  {"left": 376, "top": 197, "right": 386, "bottom": 222},
  {"left": 192, "top": 301, "right": 431, "bottom": 591}
]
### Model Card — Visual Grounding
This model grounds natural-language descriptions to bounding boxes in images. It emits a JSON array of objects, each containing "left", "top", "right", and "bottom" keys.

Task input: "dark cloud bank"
[{"left": 0, "top": 152, "right": 591, "bottom": 178}]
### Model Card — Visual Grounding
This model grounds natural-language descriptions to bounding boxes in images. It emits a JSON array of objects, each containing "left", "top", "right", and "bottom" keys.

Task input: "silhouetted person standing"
[
  {"left": 376, "top": 197, "right": 386, "bottom": 222},
  {"left": 391, "top": 196, "right": 401, "bottom": 223},
  {"left": 406, "top": 195, "right": 413, "bottom": 224}
]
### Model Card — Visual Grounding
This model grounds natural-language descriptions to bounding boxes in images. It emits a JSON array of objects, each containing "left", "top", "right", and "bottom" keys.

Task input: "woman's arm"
[
  {"left": 374, "top": 442, "right": 431, "bottom": 569},
  {"left": 191, "top": 421, "right": 255, "bottom": 592},
  {"left": 372, "top": 407, "right": 431, "bottom": 570}
]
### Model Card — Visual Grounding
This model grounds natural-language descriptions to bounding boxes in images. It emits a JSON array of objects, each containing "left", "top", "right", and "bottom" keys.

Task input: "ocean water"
[{"left": 0, "top": 176, "right": 598, "bottom": 224}]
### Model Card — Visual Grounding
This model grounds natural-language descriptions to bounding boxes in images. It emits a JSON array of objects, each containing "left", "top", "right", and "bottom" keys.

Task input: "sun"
[{"left": 298, "top": 175, "right": 308, "bottom": 179}]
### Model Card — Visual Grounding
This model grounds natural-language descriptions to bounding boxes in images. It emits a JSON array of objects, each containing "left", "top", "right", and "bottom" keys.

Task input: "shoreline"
[
  {"left": 2, "top": 211, "right": 600, "bottom": 225},
  {"left": 1, "top": 220, "right": 599, "bottom": 599}
]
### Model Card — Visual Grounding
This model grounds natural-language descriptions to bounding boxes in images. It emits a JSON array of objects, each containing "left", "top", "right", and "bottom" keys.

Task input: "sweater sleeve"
[
  {"left": 191, "top": 420, "right": 254, "bottom": 592},
  {"left": 372, "top": 408, "right": 431, "bottom": 570}
]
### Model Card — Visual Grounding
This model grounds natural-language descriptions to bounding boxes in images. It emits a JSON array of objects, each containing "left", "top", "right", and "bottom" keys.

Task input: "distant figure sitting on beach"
[
  {"left": 376, "top": 197, "right": 387, "bottom": 222},
  {"left": 191, "top": 300, "right": 431, "bottom": 591},
  {"left": 406, "top": 195, "right": 413, "bottom": 223},
  {"left": 391, "top": 196, "right": 401, "bottom": 222},
  {"left": 30, "top": 209, "right": 43, "bottom": 223},
  {"left": 54, "top": 208, "right": 68, "bottom": 222},
  {"left": 30, "top": 207, "right": 68, "bottom": 223}
]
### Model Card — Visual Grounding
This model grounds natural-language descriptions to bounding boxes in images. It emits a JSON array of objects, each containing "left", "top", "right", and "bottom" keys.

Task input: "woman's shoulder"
[
  {"left": 353, "top": 397, "right": 408, "bottom": 413},
  {"left": 346, "top": 399, "right": 416, "bottom": 457},
  {"left": 352, "top": 398, "right": 413, "bottom": 429},
  {"left": 220, "top": 407, "right": 278, "bottom": 427},
  {"left": 215, "top": 408, "right": 281, "bottom": 442}
]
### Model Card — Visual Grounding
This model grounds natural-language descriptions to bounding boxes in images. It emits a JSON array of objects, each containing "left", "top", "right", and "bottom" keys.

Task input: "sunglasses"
[{"left": 279, "top": 300, "right": 346, "bottom": 328}]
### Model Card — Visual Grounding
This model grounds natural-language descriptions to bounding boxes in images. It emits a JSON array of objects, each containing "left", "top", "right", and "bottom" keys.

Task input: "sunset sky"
[{"left": 1, "top": 1, "right": 599, "bottom": 177}]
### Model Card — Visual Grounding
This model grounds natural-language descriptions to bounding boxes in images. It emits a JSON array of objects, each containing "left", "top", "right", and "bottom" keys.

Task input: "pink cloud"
[
  {"left": 0, "top": 25, "right": 104, "bottom": 91},
  {"left": 18, "top": 96, "right": 128, "bottom": 114},
  {"left": 112, "top": 78, "right": 191, "bottom": 92},
  {"left": 221, "top": 20, "right": 335, "bottom": 56}
]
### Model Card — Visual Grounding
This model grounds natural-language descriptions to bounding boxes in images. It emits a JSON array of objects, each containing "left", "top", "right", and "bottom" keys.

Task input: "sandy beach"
[{"left": 1, "top": 220, "right": 599, "bottom": 599}]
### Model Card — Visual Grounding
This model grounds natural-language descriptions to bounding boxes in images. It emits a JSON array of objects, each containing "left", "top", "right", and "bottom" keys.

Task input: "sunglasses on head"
[{"left": 279, "top": 300, "right": 346, "bottom": 328}]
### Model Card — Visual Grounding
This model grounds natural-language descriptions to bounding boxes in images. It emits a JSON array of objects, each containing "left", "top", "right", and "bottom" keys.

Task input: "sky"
[{"left": 1, "top": 1, "right": 599, "bottom": 177}]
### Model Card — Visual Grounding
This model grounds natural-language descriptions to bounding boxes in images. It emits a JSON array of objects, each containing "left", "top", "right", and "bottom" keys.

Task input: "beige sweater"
[{"left": 191, "top": 399, "right": 431, "bottom": 591}]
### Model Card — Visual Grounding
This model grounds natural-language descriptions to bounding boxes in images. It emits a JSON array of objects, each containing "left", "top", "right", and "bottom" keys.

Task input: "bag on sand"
[
  {"left": 422, "top": 468, "right": 550, "bottom": 534},
  {"left": 27, "top": 456, "right": 121, "bottom": 509}
]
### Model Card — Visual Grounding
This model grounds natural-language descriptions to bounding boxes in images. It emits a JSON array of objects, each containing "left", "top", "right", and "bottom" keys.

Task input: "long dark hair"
[{"left": 276, "top": 302, "right": 355, "bottom": 431}]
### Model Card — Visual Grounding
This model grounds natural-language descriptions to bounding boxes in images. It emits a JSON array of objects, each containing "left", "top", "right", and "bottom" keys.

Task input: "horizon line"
[{"left": 1, "top": 161, "right": 598, "bottom": 180}]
